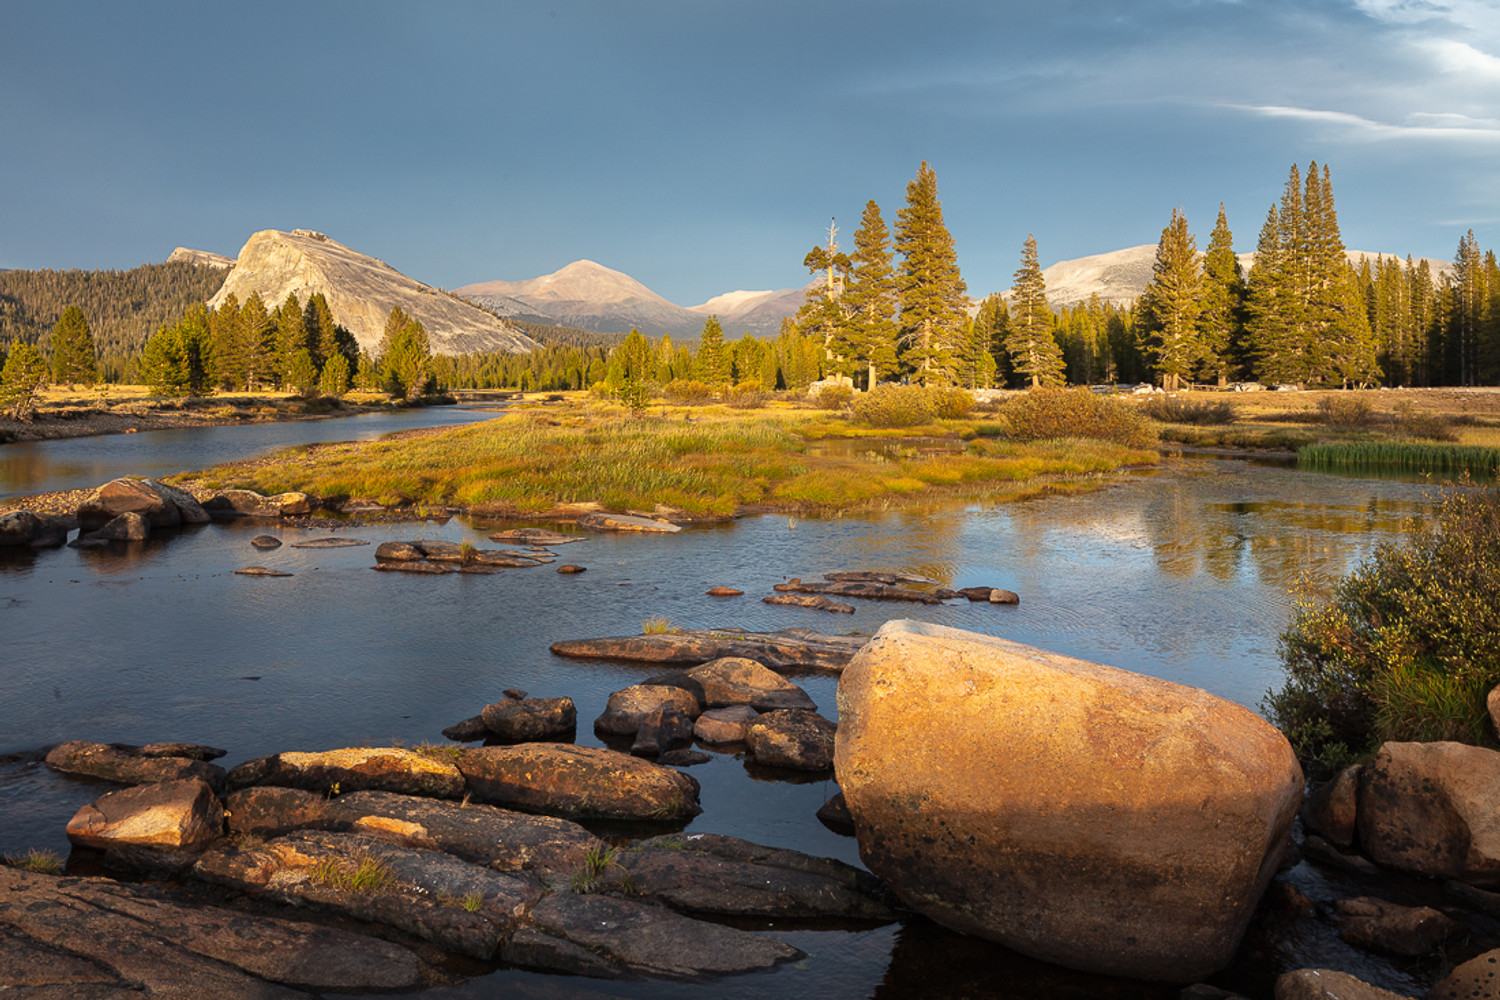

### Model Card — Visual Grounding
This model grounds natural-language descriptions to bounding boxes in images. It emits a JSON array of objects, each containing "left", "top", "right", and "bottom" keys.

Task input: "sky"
[{"left": 2, "top": 0, "right": 1498, "bottom": 306}]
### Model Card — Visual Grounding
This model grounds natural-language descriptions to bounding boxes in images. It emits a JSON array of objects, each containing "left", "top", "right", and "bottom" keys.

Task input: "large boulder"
[
  {"left": 76, "top": 478, "right": 182, "bottom": 531},
  {"left": 1358, "top": 741, "right": 1500, "bottom": 885},
  {"left": 89, "top": 511, "right": 150, "bottom": 541},
  {"left": 456, "top": 744, "right": 700, "bottom": 821},
  {"left": 143, "top": 479, "right": 211, "bottom": 524},
  {"left": 226, "top": 746, "right": 464, "bottom": 800},
  {"left": 835, "top": 620, "right": 1303, "bottom": 983},
  {"left": 66, "top": 777, "right": 224, "bottom": 851},
  {"left": 0, "top": 509, "right": 74, "bottom": 548},
  {"left": 1429, "top": 948, "right": 1500, "bottom": 1000}
]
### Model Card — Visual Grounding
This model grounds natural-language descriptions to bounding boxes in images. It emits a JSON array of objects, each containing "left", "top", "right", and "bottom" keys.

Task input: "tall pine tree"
[
  {"left": 1198, "top": 205, "right": 1244, "bottom": 385},
  {"left": 839, "top": 201, "right": 900, "bottom": 389},
  {"left": 894, "top": 162, "right": 968, "bottom": 385},
  {"left": 49, "top": 305, "right": 99, "bottom": 388},
  {"left": 792, "top": 220, "right": 852, "bottom": 378},
  {"left": 1005, "top": 234, "right": 1065, "bottom": 387},
  {"left": 694, "top": 316, "right": 730, "bottom": 387},
  {"left": 1137, "top": 208, "right": 1203, "bottom": 391}
]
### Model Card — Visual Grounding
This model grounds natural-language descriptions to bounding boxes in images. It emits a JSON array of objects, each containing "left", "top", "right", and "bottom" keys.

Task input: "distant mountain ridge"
[
  {"left": 209, "top": 229, "right": 540, "bottom": 357},
  {"left": 457, "top": 260, "right": 815, "bottom": 338}
]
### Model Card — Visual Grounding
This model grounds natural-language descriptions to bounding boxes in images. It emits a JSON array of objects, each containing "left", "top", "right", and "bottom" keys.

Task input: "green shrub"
[
  {"left": 1000, "top": 387, "right": 1159, "bottom": 449},
  {"left": 724, "top": 381, "right": 768, "bottom": 409},
  {"left": 1141, "top": 396, "right": 1237, "bottom": 426},
  {"left": 663, "top": 379, "right": 713, "bottom": 405},
  {"left": 1264, "top": 486, "right": 1500, "bottom": 775},
  {"left": 850, "top": 385, "right": 937, "bottom": 428},
  {"left": 816, "top": 383, "right": 854, "bottom": 410},
  {"left": 1316, "top": 394, "right": 1372, "bottom": 428},
  {"left": 931, "top": 387, "right": 975, "bottom": 420}
]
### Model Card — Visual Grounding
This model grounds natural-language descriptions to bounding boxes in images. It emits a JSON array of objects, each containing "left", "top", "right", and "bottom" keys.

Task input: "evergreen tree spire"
[
  {"left": 1198, "top": 204, "right": 1244, "bottom": 385},
  {"left": 1137, "top": 208, "right": 1203, "bottom": 391},
  {"left": 894, "top": 162, "right": 968, "bottom": 385},
  {"left": 49, "top": 305, "right": 98, "bottom": 388},
  {"left": 840, "top": 200, "right": 899, "bottom": 389},
  {"left": 1005, "top": 234, "right": 1065, "bottom": 387}
]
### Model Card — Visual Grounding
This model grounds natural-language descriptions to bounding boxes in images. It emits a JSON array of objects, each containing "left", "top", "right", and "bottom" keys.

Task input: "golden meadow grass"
[{"left": 184, "top": 409, "right": 1157, "bottom": 516}]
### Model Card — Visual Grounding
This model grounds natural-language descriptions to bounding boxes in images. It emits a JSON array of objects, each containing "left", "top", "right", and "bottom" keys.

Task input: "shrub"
[
  {"left": 1391, "top": 401, "right": 1456, "bottom": 441},
  {"left": 1316, "top": 394, "right": 1372, "bottom": 428},
  {"left": 999, "top": 387, "right": 1159, "bottom": 449},
  {"left": 1264, "top": 486, "right": 1500, "bottom": 775},
  {"left": 724, "top": 381, "right": 768, "bottom": 409},
  {"left": 816, "top": 383, "right": 854, "bottom": 410},
  {"left": 931, "top": 387, "right": 975, "bottom": 419},
  {"left": 850, "top": 385, "right": 937, "bottom": 428},
  {"left": 663, "top": 379, "right": 713, "bottom": 405},
  {"left": 1140, "top": 396, "right": 1237, "bottom": 426}
]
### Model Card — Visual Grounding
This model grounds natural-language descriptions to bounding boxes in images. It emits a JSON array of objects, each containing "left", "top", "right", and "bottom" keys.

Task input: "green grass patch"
[
  {"left": 310, "top": 852, "right": 397, "bottom": 893},
  {"left": 1300, "top": 441, "right": 1500, "bottom": 478},
  {"left": 4, "top": 848, "right": 62, "bottom": 874}
]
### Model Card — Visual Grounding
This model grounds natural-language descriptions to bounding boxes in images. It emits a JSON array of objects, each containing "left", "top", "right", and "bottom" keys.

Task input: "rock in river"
[
  {"left": 684, "top": 656, "right": 817, "bottom": 711},
  {"left": 835, "top": 620, "right": 1303, "bottom": 983},
  {"left": 0, "top": 509, "right": 74, "bottom": 548},
  {"left": 480, "top": 696, "right": 577, "bottom": 742},
  {"left": 45, "top": 740, "right": 226, "bottom": 788},
  {"left": 746, "top": 709, "right": 837, "bottom": 771},
  {"left": 456, "top": 743, "right": 701, "bottom": 821},
  {"left": 76, "top": 477, "right": 183, "bottom": 531},
  {"left": 550, "top": 626, "right": 868, "bottom": 673},
  {"left": 594, "top": 685, "right": 702, "bottom": 736},
  {"left": 227, "top": 746, "right": 465, "bottom": 800},
  {"left": 1358, "top": 741, "right": 1500, "bottom": 885},
  {"left": 66, "top": 777, "right": 224, "bottom": 852}
]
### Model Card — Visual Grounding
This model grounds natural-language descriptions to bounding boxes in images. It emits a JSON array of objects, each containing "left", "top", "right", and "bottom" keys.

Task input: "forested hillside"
[{"left": 0, "top": 262, "right": 226, "bottom": 377}]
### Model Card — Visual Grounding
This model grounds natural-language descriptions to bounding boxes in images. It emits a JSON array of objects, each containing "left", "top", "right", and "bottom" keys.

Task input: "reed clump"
[{"left": 1299, "top": 442, "right": 1500, "bottom": 479}]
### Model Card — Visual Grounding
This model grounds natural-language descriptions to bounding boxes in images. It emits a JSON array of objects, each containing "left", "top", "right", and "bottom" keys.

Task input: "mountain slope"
[
  {"left": 458, "top": 260, "right": 703, "bottom": 338},
  {"left": 209, "top": 230, "right": 539, "bottom": 356}
]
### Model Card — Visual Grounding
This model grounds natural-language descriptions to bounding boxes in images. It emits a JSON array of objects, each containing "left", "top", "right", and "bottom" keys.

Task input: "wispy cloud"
[{"left": 1225, "top": 103, "right": 1500, "bottom": 141}]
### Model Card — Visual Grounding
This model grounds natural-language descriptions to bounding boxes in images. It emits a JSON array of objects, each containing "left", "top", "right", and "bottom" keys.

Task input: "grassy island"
[{"left": 180, "top": 397, "right": 1160, "bottom": 518}]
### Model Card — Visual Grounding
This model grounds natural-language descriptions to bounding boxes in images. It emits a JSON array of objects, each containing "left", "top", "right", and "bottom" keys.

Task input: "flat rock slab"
[
  {"left": 551, "top": 627, "right": 868, "bottom": 673},
  {"left": 825, "top": 570, "right": 942, "bottom": 586},
  {"left": 489, "top": 528, "right": 585, "bottom": 544},
  {"left": 290, "top": 537, "right": 369, "bottom": 548},
  {"left": 576, "top": 512, "right": 682, "bottom": 533},
  {"left": 613, "top": 832, "right": 895, "bottom": 920},
  {"left": 226, "top": 746, "right": 464, "bottom": 799},
  {"left": 501, "top": 891, "right": 802, "bottom": 980},
  {"left": 456, "top": 744, "right": 701, "bottom": 821},
  {"left": 66, "top": 777, "right": 224, "bottom": 851},
  {"left": 373, "top": 561, "right": 453, "bottom": 574},
  {"left": 764, "top": 593, "right": 856, "bottom": 613},
  {"left": 45, "top": 740, "right": 226, "bottom": 788},
  {"left": 194, "top": 831, "right": 527, "bottom": 960},
  {"left": 0, "top": 865, "right": 421, "bottom": 996},
  {"left": 251, "top": 535, "right": 283, "bottom": 549},
  {"left": 223, "top": 786, "right": 599, "bottom": 874},
  {"left": 775, "top": 578, "right": 946, "bottom": 605},
  {"left": 235, "top": 566, "right": 293, "bottom": 577}
]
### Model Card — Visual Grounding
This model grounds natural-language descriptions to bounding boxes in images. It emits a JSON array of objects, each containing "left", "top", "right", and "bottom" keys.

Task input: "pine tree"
[
  {"left": 49, "top": 306, "right": 98, "bottom": 388},
  {"left": 319, "top": 350, "right": 351, "bottom": 396},
  {"left": 239, "top": 292, "right": 275, "bottom": 391},
  {"left": 377, "top": 307, "right": 434, "bottom": 401},
  {"left": 274, "top": 293, "right": 309, "bottom": 388},
  {"left": 209, "top": 293, "right": 244, "bottom": 390},
  {"left": 0, "top": 340, "right": 49, "bottom": 419},
  {"left": 1137, "top": 209, "right": 1203, "bottom": 391},
  {"left": 894, "top": 162, "right": 968, "bottom": 385},
  {"left": 1198, "top": 205, "right": 1244, "bottom": 385},
  {"left": 974, "top": 293, "right": 1013, "bottom": 387},
  {"left": 694, "top": 316, "right": 730, "bottom": 387},
  {"left": 793, "top": 220, "right": 852, "bottom": 380},
  {"left": 285, "top": 349, "right": 319, "bottom": 398},
  {"left": 1005, "top": 235, "right": 1065, "bottom": 387},
  {"left": 1451, "top": 229, "right": 1484, "bottom": 385},
  {"left": 840, "top": 201, "right": 900, "bottom": 388},
  {"left": 1246, "top": 204, "right": 1293, "bottom": 383}
]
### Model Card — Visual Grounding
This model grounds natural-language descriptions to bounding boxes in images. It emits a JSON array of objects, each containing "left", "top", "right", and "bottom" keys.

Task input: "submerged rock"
[
  {"left": 488, "top": 527, "right": 584, "bottom": 545},
  {"left": 0, "top": 865, "right": 422, "bottom": 995},
  {"left": 226, "top": 746, "right": 464, "bottom": 800},
  {"left": 774, "top": 577, "right": 945, "bottom": 604},
  {"left": 45, "top": 740, "right": 226, "bottom": 788},
  {"left": 456, "top": 744, "right": 701, "bottom": 821},
  {"left": 290, "top": 537, "right": 369, "bottom": 548},
  {"left": 705, "top": 586, "right": 743, "bottom": 596},
  {"left": 235, "top": 566, "right": 293, "bottom": 577},
  {"left": 835, "top": 620, "right": 1303, "bottom": 983},
  {"left": 550, "top": 627, "right": 868, "bottom": 673},
  {"left": 250, "top": 534, "right": 283, "bottom": 549}
]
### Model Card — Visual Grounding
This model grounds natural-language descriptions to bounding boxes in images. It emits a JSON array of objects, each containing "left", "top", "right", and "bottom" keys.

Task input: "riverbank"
[{"left": 0, "top": 385, "right": 406, "bottom": 444}]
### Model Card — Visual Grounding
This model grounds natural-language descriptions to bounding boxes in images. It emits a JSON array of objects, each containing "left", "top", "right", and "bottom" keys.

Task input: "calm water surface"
[{"left": 0, "top": 433, "right": 1449, "bottom": 998}]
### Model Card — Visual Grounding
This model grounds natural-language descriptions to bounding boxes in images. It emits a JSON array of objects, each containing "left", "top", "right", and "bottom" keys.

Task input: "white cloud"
[
  {"left": 1226, "top": 102, "right": 1500, "bottom": 140},
  {"left": 1418, "top": 37, "right": 1500, "bottom": 78}
]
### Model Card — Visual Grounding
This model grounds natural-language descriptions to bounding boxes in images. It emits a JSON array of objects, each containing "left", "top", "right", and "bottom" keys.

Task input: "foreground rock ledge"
[{"left": 834, "top": 620, "right": 1303, "bottom": 984}]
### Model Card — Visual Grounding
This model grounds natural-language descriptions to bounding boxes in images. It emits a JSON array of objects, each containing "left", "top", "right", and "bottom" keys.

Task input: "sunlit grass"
[{"left": 183, "top": 410, "right": 1157, "bottom": 516}]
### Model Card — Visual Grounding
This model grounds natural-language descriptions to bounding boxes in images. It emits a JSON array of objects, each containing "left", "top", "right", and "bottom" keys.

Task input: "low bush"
[
  {"left": 815, "top": 383, "right": 854, "bottom": 410},
  {"left": 1316, "top": 394, "right": 1372, "bottom": 428},
  {"left": 930, "top": 387, "right": 975, "bottom": 419},
  {"left": 1264, "top": 486, "right": 1500, "bottom": 775},
  {"left": 1140, "top": 396, "right": 1237, "bottom": 426},
  {"left": 1391, "top": 401, "right": 1456, "bottom": 441},
  {"left": 999, "top": 387, "right": 1159, "bottom": 449},
  {"left": 724, "top": 381, "right": 768, "bottom": 409},
  {"left": 850, "top": 385, "right": 937, "bottom": 428},
  {"left": 663, "top": 379, "right": 713, "bottom": 405}
]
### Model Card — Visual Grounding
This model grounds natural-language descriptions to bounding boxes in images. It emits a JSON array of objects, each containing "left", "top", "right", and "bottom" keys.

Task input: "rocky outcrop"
[
  {"left": 209, "top": 229, "right": 541, "bottom": 356},
  {"left": 45, "top": 740, "right": 226, "bottom": 787},
  {"left": 0, "top": 509, "right": 74, "bottom": 548},
  {"left": 835, "top": 620, "right": 1303, "bottom": 983},
  {"left": 203, "top": 489, "right": 312, "bottom": 519},
  {"left": 168, "top": 246, "right": 236, "bottom": 268},
  {"left": 0, "top": 865, "right": 422, "bottom": 996},
  {"left": 455, "top": 744, "right": 700, "bottom": 821},
  {"left": 66, "top": 777, "right": 224, "bottom": 851},
  {"left": 763, "top": 593, "right": 856, "bottom": 613},
  {"left": 480, "top": 696, "right": 577, "bottom": 741},
  {"left": 611, "top": 832, "right": 895, "bottom": 920},
  {"left": 226, "top": 746, "right": 464, "bottom": 800},
  {"left": 1358, "top": 741, "right": 1500, "bottom": 885},
  {"left": 746, "top": 710, "right": 837, "bottom": 771},
  {"left": 774, "top": 577, "right": 946, "bottom": 604},
  {"left": 576, "top": 512, "right": 682, "bottom": 533},
  {"left": 594, "top": 685, "right": 701, "bottom": 736},
  {"left": 550, "top": 627, "right": 868, "bottom": 672}
]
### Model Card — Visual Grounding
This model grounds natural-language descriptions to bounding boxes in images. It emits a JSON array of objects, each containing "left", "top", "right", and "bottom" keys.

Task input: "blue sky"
[{"left": 2, "top": 0, "right": 1497, "bottom": 305}]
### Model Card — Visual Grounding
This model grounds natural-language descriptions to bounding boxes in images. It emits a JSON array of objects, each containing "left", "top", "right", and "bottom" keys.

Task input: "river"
[{"left": 0, "top": 415, "right": 1449, "bottom": 999}]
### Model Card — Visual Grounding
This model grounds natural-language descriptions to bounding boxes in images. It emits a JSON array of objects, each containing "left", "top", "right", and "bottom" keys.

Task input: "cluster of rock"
[
  {"left": 697, "top": 569, "right": 1019, "bottom": 615},
  {"left": 19, "top": 723, "right": 894, "bottom": 991},
  {"left": 373, "top": 538, "right": 558, "bottom": 574}
]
